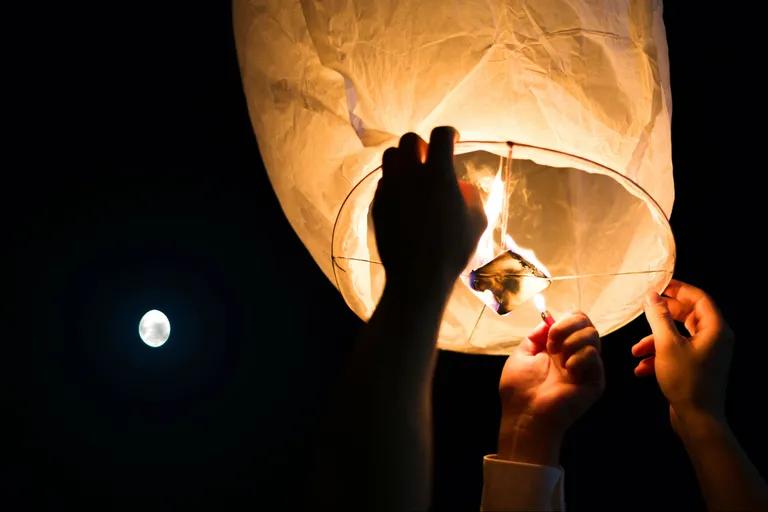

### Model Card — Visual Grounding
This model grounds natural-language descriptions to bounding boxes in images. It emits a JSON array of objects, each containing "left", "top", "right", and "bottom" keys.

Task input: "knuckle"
[
  {"left": 571, "top": 310, "right": 593, "bottom": 326},
  {"left": 584, "top": 326, "right": 600, "bottom": 340},
  {"left": 569, "top": 329, "right": 601, "bottom": 353},
  {"left": 548, "top": 324, "right": 566, "bottom": 342},
  {"left": 581, "top": 327, "right": 601, "bottom": 351}
]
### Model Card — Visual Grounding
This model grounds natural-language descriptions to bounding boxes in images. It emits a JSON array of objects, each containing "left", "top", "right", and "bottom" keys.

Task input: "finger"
[
  {"left": 662, "top": 295, "right": 689, "bottom": 320},
  {"left": 398, "top": 132, "right": 428, "bottom": 164},
  {"left": 526, "top": 321, "right": 550, "bottom": 347},
  {"left": 631, "top": 334, "right": 655, "bottom": 357},
  {"left": 426, "top": 126, "right": 459, "bottom": 178},
  {"left": 662, "top": 296, "right": 696, "bottom": 328},
  {"left": 634, "top": 356, "right": 656, "bottom": 377},
  {"left": 663, "top": 280, "right": 724, "bottom": 333},
  {"left": 654, "top": 295, "right": 703, "bottom": 337},
  {"left": 381, "top": 147, "right": 401, "bottom": 181},
  {"left": 662, "top": 279, "right": 707, "bottom": 304},
  {"left": 565, "top": 345, "right": 604, "bottom": 386},
  {"left": 458, "top": 181, "right": 488, "bottom": 240},
  {"left": 643, "top": 292, "right": 682, "bottom": 350},
  {"left": 560, "top": 325, "right": 601, "bottom": 364},
  {"left": 547, "top": 311, "right": 593, "bottom": 355}
]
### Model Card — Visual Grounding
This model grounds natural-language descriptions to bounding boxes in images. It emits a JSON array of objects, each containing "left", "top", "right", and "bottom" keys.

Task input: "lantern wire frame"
[{"left": 330, "top": 140, "right": 676, "bottom": 353}]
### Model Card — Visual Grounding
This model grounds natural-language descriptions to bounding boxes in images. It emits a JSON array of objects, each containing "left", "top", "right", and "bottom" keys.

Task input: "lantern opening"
[{"left": 330, "top": 141, "right": 674, "bottom": 354}]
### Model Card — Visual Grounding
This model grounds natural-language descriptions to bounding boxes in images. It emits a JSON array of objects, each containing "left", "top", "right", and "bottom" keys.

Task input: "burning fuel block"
[{"left": 469, "top": 250, "right": 552, "bottom": 315}]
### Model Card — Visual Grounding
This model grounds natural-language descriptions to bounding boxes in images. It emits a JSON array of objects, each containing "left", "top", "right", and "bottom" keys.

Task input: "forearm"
[
  {"left": 309, "top": 280, "right": 452, "bottom": 512},
  {"left": 677, "top": 412, "right": 768, "bottom": 512},
  {"left": 363, "top": 280, "right": 451, "bottom": 391}
]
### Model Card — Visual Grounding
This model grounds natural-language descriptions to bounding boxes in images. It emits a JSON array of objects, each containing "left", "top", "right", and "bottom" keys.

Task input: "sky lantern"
[{"left": 233, "top": 0, "right": 675, "bottom": 354}]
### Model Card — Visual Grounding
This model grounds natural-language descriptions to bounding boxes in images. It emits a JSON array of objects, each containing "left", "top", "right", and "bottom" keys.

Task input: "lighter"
[{"left": 533, "top": 293, "right": 555, "bottom": 327}]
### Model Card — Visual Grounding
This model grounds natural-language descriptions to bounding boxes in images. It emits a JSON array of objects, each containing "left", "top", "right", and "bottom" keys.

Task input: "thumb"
[{"left": 643, "top": 292, "right": 680, "bottom": 348}]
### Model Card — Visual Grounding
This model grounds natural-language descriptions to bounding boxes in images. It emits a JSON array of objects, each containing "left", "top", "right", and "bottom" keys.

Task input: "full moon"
[{"left": 139, "top": 309, "right": 171, "bottom": 347}]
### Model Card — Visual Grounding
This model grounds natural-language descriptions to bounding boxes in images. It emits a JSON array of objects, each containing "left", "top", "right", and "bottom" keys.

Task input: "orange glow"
[{"left": 474, "top": 168, "right": 550, "bottom": 275}]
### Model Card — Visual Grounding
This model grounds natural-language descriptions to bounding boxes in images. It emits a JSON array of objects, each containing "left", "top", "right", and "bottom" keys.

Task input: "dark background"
[{"left": 5, "top": 2, "right": 765, "bottom": 510}]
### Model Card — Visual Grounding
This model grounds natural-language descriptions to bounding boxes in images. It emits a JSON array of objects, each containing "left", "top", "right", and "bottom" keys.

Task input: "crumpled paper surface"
[{"left": 234, "top": 0, "right": 675, "bottom": 353}]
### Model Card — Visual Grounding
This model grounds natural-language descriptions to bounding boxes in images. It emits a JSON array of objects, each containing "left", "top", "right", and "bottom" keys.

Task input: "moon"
[{"left": 139, "top": 309, "right": 171, "bottom": 347}]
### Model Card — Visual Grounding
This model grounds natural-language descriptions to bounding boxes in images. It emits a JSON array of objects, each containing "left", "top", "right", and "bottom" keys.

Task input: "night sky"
[{"left": 6, "top": 2, "right": 766, "bottom": 509}]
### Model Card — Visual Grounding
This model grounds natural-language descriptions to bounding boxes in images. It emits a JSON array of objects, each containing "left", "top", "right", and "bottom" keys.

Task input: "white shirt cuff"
[{"left": 480, "top": 454, "right": 565, "bottom": 511}]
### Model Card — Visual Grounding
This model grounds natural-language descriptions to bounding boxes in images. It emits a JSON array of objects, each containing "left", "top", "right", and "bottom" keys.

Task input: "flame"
[
  {"left": 466, "top": 167, "right": 551, "bottom": 312},
  {"left": 475, "top": 172, "right": 505, "bottom": 266},
  {"left": 533, "top": 293, "right": 546, "bottom": 313},
  {"left": 472, "top": 168, "right": 550, "bottom": 275}
]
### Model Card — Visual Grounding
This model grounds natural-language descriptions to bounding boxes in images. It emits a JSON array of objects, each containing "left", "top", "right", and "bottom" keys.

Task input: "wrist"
[
  {"left": 673, "top": 407, "right": 730, "bottom": 445},
  {"left": 371, "top": 276, "right": 453, "bottom": 352},
  {"left": 383, "top": 272, "right": 456, "bottom": 304},
  {"left": 497, "top": 413, "right": 563, "bottom": 467}
]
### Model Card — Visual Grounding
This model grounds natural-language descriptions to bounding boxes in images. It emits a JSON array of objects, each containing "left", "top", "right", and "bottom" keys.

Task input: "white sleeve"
[{"left": 480, "top": 455, "right": 565, "bottom": 511}]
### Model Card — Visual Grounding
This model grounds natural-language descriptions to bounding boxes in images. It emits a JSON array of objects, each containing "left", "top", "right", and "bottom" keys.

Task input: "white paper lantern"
[{"left": 233, "top": 0, "right": 675, "bottom": 354}]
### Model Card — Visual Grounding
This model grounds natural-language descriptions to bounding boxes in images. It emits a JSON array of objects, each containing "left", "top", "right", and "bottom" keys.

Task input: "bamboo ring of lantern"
[
  {"left": 233, "top": 0, "right": 676, "bottom": 354},
  {"left": 331, "top": 141, "right": 674, "bottom": 354}
]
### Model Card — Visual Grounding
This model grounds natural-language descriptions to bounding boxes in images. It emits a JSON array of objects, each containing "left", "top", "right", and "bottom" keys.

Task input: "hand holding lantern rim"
[
  {"left": 631, "top": 279, "right": 768, "bottom": 511},
  {"left": 633, "top": 279, "right": 734, "bottom": 429},
  {"left": 372, "top": 127, "right": 488, "bottom": 294},
  {"left": 309, "top": 127, "right": 488, "bottom": 512}
]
